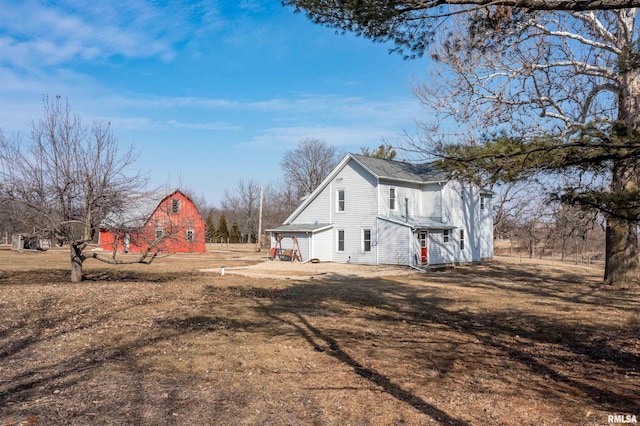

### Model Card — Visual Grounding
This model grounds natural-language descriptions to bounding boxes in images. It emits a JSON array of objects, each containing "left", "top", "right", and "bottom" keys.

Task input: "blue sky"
[{"left": 0, "top": 0, "right": 431, "bottom": 205}]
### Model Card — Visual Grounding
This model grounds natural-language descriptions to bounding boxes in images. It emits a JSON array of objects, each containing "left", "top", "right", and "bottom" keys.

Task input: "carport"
[{"left": 266, "top": 223, "right": 333, "bottom": 262}]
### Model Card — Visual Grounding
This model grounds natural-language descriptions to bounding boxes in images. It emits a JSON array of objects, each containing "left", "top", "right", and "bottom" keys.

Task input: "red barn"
[{"left": 98, "top": 189, "right": 206, "bottom": 254}]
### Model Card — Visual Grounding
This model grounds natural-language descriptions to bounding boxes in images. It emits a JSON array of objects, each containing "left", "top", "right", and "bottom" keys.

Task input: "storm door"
[{"left": 418, "top": 231, "right": 428, "bottom": 264}]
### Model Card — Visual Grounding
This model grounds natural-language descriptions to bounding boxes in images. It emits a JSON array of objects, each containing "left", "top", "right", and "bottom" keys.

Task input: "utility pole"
[{"left": 257, "top": 186, "right": 263, "bottom": 251}]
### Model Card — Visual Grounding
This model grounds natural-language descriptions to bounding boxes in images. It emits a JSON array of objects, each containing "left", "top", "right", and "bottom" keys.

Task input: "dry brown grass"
[{"left": 0, "top": 245, "right": 638, "bottom": 425}]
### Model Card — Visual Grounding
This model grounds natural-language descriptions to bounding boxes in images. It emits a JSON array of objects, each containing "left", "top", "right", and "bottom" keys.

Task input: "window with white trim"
[
  {"left": 337, "top": 229, "right": 345, "bottom": 252},
  {"left": 186, "top": 229, "right": 195, "bottom": 242},
  {"left": 337, "top": 189, "right": 345, "bottom": 212},
  {"left": 443, "top": 229, "right": 449, "bottom": 242},
  {"left": 480, "top": 196, "right": 485, "bottom": 210},
  {"left": 389, "top": 187, "right": 396, "bottom": 210},
  {"left": 155, "top": 228, "right": 164, "bottom": 240},
  {"left": 362, "top": 229, "right": 371, "bottom": 252},
  {"left": 460, "top": 229, "right": 465, "bottom": 250},
  {"left": 171, "top": 199, "right": 180, "bottom": 213}
]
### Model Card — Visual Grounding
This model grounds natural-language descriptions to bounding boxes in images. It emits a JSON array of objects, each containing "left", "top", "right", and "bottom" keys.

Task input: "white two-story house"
[{"left": 268, "top": 153, "right": 493, "bottom": 267}]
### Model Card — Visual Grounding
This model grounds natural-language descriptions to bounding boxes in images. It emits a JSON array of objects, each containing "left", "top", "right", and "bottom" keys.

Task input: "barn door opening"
[{"left": 419, "top": 231, "right": 428, "bottom": 264}]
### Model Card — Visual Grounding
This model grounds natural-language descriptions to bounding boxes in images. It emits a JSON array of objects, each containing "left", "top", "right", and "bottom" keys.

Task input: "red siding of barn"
[{"left": 98, "top": 190, "right": 206, "bottom": 254}]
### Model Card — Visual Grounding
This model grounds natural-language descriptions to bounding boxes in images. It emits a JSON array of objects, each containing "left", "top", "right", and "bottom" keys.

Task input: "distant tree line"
[
  {"left": 492, "top": 181, "right": 605, "bottom": 264},
  {"left": 197, "top": 138, "right": 342, "bottom": 245}
]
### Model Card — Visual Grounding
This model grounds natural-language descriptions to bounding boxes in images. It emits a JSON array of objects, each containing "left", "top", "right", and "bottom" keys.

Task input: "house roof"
[
  {"left": 266, "top": 223, "right": 333, "bottom": 233},
  {"left": 351, "top": 154, "right": 449, "bottom": 184}
]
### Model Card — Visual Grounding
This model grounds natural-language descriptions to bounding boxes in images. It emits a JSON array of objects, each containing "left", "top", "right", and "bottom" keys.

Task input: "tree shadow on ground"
[
  {"left": 205, "top": 269, "right": 639, "bottom": 422},
  {"left": 84, "top": 269, "right": 188, "bottom": 283},
  {"left": 259, "top": 300, "right": 471, "bottom": 426},
  {"left": 1, "top": 262, "right": 637, "bottom": 425},
  {"left": 0, "top": 295, "right": 187, "bottom": 425},
  {"left": 0, "top": 269, "right": 187, "bottom": 284},
  {"left": 0, "top": 282, "right": 286, "bottom": 425},
  {"left": 431, "top": 261, "right": 639, "bottom": 310}
]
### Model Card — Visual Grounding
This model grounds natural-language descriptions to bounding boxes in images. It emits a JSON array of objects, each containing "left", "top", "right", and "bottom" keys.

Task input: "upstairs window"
[
  {"left": 186, "top": 229, "right": 195, "bottom": 242},
  {"left": 172, "top": 199, "right": 180, "bottom": 214},
  {"left": 337, "top": 190, "right": 345, "bottom": 212},
  {"left": 480, "top": 196, "right": 485, "bottom": 210},
  {"left": 389, "top": 187, "right": 396, "bottom": 210}
]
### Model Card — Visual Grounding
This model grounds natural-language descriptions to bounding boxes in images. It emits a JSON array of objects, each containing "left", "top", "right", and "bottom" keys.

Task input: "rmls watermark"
[{"left": 608, "top": 414, "right": 637, "bottom": 424}]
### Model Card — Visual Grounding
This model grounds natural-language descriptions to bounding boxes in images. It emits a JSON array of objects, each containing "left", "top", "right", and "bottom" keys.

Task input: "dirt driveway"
[{"left": 205, "top": 257, "right": 422, "bottom": 280}]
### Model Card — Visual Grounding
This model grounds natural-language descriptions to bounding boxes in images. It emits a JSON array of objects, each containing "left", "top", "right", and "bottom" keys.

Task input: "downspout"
[
  {"left": 405, "top": 197, "right": 411, "bottom": 266},
  {"left": 376, "top": 180, "right": 380, "bottom": 265},
  {"left": 440, "top": 182, "right": 444, "bottom": 222},
  {"left": 408, "top": 225, "right": 413, "bottom": 267},
  {"left": 376, "top": 217, "right": 379, "bottom": 266}
]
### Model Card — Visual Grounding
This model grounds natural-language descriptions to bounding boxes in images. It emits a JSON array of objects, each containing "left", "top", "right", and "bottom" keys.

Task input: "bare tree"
[
  {"left": 0, "top": 97, "right": 151, "bottom": 282},
  {"left": 280, "top": 138, "right": 342, "bottom": 199},
  {"left": 412, "top": 9, "right": 640, "bottom": 286},
  {"left": 221, "top": 179, "right": 262, "bottom": 242},
  {"left": 286, "top": 1, "right": 640, "bottom": 284},
  {"left": 492, "top": 182, "right": 532, "bottom": 241},
  {"left": 548, "top": 204, "right": 603, "bottom": 261},
  {"left": 263, "top": 180, "right": 299, "bottom": 228}
]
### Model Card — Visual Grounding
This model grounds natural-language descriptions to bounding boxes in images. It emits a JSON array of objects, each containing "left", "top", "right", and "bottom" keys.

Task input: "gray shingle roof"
[
  {"left": 266, "top": 223, "right": 333, "bottom": 233},
  {"left": 351, "top": 154, "right": 448, "bottom": 183},
  {"left": 100, "top": 189, "right": 187, "bottom": 229},
  {"left": 378, "top": 215, "right": 456, "bottom": 230}
]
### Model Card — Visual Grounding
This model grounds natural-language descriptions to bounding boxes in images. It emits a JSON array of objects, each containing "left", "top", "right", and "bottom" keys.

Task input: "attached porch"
[{"left": 376, "top": 216, "right": 457, "bottom": 267}]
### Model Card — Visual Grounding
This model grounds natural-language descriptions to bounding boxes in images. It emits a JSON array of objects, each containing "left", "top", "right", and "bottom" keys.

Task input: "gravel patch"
[{"left": 201, "top": 260, "right": 421, "bottom": 280}]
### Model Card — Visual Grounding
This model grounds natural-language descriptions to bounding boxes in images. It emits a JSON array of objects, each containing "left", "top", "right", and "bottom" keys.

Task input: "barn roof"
[
  {"left": 100, "top": 196, "right": 157, "bottom": 229},
  {"left": 100, "top": 189, "right": 193, "bottom": 230}
]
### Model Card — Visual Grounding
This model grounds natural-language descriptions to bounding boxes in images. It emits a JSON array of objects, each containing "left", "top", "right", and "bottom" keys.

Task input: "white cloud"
[
  {"left": 167, "top": 119, "right": 240, "bottom": 131},
  {"left": 100, "top": 116, "right": 157, "bottom": 131},
  {"left": 102, "top": 96, "right": 238, "bottom": 110},
  {"left": 239, "top": 0, "right": 266, "bottom": 12},
  {"left": 100, "top": 93, "right": 420, "bottom": 119},
  {"left": 0, "top": 0, "right": 222, "bottom": 68},
  {"left": 245, "top": 125, "right": 400, "bottom": 149}
]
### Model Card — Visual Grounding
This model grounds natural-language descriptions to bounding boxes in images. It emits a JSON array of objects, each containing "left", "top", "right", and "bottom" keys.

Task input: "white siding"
[
  {"left": 479, "top": 194, "right": 494, "bottom": 260},
  {"left": 441, "top": 180, "right": 493, "bottom": 263},
  {"left": 311, "top": 228, "right": 333, "bottom": 262},
  {"left": 378, "top": 180, "right": 421, "bottom": 220},
  {"left": 376, "top": 218, "right": 412, "bottom": 266},
  {"left": 428, "top": 230, "right": 457, "bottom": 265},
  {"left": 326, "top": 160, "right": 378, "bottom": 264},
  {"left": 294, "top": 186, "right": 332, "bottom": 224},
  {"left": 411, "top": 231, "right": 421, "bottom": 266},
  {"left": 422, "top": 184, "right": 443, "bottom": 220}
]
